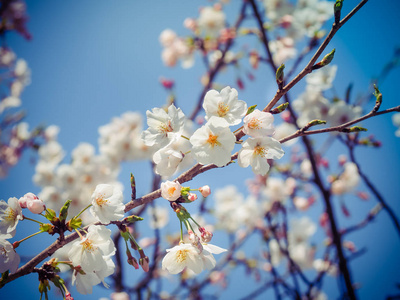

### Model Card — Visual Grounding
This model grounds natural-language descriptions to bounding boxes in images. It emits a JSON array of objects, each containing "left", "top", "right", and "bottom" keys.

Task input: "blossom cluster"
[{"left": 142, "top": 86, "right": 284, "bottom": 177}]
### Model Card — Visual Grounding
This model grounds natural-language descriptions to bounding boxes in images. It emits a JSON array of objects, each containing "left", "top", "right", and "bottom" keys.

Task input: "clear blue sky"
[{"left": 1, "top": 1, "right": 400, "bottom": 299}]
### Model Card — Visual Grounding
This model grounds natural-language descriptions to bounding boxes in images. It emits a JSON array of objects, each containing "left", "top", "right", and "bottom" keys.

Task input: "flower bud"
[
  {"left": 199, "top": 185, "right": 211, "bottom": 197},
  {"left": 18, "top": 192, "right": 38, "bottom": 209},
  {"left": 128, "top": 256, "right": 139, "bottom": 270},
  {"left": 139, "top": 256, "right": 150, "bottom": 272},
  {"left": 27, "top": 199, "right": 46, "bottom": 214},
  {"left": 199, "top": 227, "right": 213, "bottom": 243},
  {"left": 188, "top": 193, "right": 197, "bottom": 202},
  {"left": 65, "top": 293, "right": 74, "bottom": 300},
  {"left": 275, "top": 63, "right": 285, "bottom": 86}
]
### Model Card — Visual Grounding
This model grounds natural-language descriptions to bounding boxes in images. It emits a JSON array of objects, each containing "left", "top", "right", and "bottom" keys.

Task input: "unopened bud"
[
  {"left": 18, "top": 192, "right": 39, "bottom": 209},
  {"left": 139, "top": 256, "right": 150, "bottom": 272},
  {"left": 312, "top": 49, "right": 335, "bottom": 70},
  {"left": 373, "top": 84, "right": 382, "bottom": 112},
  {"left": 199, "top": 185, "right": 211, "bottom": 197},
  {"left": 199, "top": 227, "right": 213, "bottom": 243},
  {"left": 334, "top": 0, "right": 344, "bottom": 24},
  {"left": 27, "top": 199, "right": 46, "bottom": 214},
  {"left": 246, "top": 105, "right": 257, "bottom": 116},
  {"left": 344, "top": 126, "right": 368, "bottom": 133},
  {"left": 270, "top": 102, "right": 289, "bottom": 114},
  {"left": 236, "top": 78, "right": 244, "bottom": 90},
  {"left": 65, "top": 293, "right": 74, "bottom": 300},
  {"left": 276, "top": 64, "right": 285, "bottom": 87},
  {"left": 127, "top": 251, "right": 139, "bottom": 270},
  {"left": 125, "top": 215, "right": 143, "bottom": 224},
  {"left": 188, "top": 193, "right": 197, "bottom": 202},
  {"left": 309, "top": 119, "right": 327, "bottom": 126}
]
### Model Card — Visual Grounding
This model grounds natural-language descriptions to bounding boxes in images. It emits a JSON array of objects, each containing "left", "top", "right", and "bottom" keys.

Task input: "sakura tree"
[{"left": 1, "top": 0, "right": 400, "bottom": 299}]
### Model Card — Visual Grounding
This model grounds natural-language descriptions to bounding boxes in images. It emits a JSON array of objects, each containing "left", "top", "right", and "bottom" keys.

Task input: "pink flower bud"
[
  {"left": 128, "top": 256, "right": 139, "bottom": 270},
  {"left": 199, "top": 227, "right": 213, "bottom": 243},
  {"left": 357, "top": 191, "right": 369, "bottom": 201},
  {"left": 320, "top": 212, "right": 329, "bottom": 227},
  {"left": 18, "top": 192, "right": 38, "bottom": 208},
  {"left": 199, "top": 185, "right": 211, "bottom": 197},
  {"left": 160, "top": 77, "right": 174, "bottom": 90},
  {"left": 139, "top": 256, "right": 150, "bottom": 272},
  {"left": 65, "top": 293, "right": 74, "bottom": 300},
  {"left": 188, "top": 193, "right": 197, "bottom": 202},
  {"left": 27, "top": 199, "right": 46, "bottom": 214}
]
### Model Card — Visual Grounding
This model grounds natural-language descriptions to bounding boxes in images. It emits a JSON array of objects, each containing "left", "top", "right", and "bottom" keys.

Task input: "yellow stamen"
[
  {"left": 248, "top": 118, "right": 262, "bottom": 130},
  {"left": 5, "top": 207, "right": 17, "bottom": 221},
  {"left": 207, "top": 134, "right": 220, "bottom": 147},
  {"left": 254, "top": 146, "right": 267, "bottom": 157},
  {"left": 217, "top": 102, "right": 230, "bottom": 117},
  {"left": 95, "top": 194, "right": 108, "bottom": 207},
  {"left": 168, "top": 187, "right": 176, "bottom": 197},
  {"left": 175, "top": 249, "right": 189, "bottom": 263},
  {"left": 81, "top": 239, "right": 96, "bottom": 253},
  {"left": 158, "top": 120, "right": 173, "bottom": 134}
]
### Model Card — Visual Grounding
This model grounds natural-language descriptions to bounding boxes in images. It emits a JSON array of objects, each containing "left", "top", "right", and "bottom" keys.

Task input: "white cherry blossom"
[
  {"left": 68, "top": 225, "right": 116, "bottom": 274},
  {"left": 0, "top": 238, "right": 20, "bottom": 273},
  {"left": 0, "top": 197, "right": 23, "bottom": 238},
  {"left": 90, "top": 184, "right": 125, "bottom": 223},
  {"left": 162, "top": 243, "right": 203, "bottom": 275},
  {"left": 243, "top": 109, "right": 275, "bottom": 138},
  {"left": 203, "top": 86, "right": 247, "bottom": 126},
  {"left": 190, "top": 117, "right": 235, "bottom": 167},
  {"left": 238, "top": 137, "right": 284, "bottom": 175},
  {"left": 161, "top": 180, "right": 182, "bottom": 201},
  {"left": 142, "top": 104, "right": 186, "bottom": 149}
]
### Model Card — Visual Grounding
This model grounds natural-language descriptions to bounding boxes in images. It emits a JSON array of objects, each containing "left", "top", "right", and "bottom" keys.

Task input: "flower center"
[
  {"left": 207, "top": 134, "right": 220, "bottom": 147},
  {"left": 248, "top": 118, "right": 262, "bottom": 130},
  {"left": 158, "top": 120, "right": 173, "bottom": 134},
  {"left": 254, "top": 146, "right": 267, "bottom": 157},
  {"left": 5, "top": 207, "right": 17, "bottom": 221},
  {"left": 167, "top": 187, "right": 176, "bottom": 197},
  {"left": 81, "top": 239, "right": 97, "bottom": 253},
  {"left": 217, "top": 102, "right": 230, "bottom": 117},
  {"left": 95, "top": 194, "right": 108, "bottom": 207},
  {"left": 175, "top": 249, "right": 189, "bottom": 263}
]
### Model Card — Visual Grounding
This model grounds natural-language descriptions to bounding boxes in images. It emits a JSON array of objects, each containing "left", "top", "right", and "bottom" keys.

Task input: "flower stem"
[
  {"left": 189, "top": 216, "right": 201, "bottom": 228},
  {"left": 75, "top": 204, "right": 92, "bottom": 219},
  {"left": 180, "top": 221, "right": 184, "bottom": 243},
  {"left": 22, "top": 215, "right": 44, "bottom": 225},
  {"left": 17, "top": 231, "right": 44, "bottom": 245}
]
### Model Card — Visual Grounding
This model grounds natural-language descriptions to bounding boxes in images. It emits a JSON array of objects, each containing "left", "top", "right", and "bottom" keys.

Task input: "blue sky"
[{"left": 1, "top": 0, "right": 400, "bottom": 299}]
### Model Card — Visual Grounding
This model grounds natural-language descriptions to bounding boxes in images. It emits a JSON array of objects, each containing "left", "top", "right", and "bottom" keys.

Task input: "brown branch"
[
  {"left": 279, "top": 105, "right": 400, "bottom": 144},
  {"left": 262, "top": 0, "right": 369, "bottom": 113}
]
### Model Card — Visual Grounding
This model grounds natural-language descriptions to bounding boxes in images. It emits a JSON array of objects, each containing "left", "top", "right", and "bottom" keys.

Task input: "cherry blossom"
[
  {"left": 243, "top": 109, "right": 275, "bottom": 138},
  {"left": 190, "top": 117, "right": 235, "bottom": 167},
  {"left": 238, "top": 137, "right": 284, "bottom": 175},
  {"left": 142, "top": 104, "right": 186, "bottom": 149},
  {"left": 0, "top": 197, "right": 23, "bottom": 238},
  {"left": 203, "top": 86, "right": 247, "bottom": 125},
  {"left": 90, "top": 184, "right": 125, "bottom": 224},
  {"left": 0, "top": 238, "right": 20, "bottom": 273},
  {"left": 161, "top": 180, "right": 182, "bottom": 201}
]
